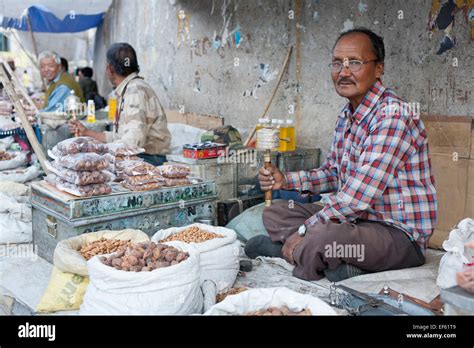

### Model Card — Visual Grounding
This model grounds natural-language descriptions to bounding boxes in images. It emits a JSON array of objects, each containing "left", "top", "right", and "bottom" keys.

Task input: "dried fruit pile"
[
  {"left": 244, "top": 306, "right": 312, "bottom": 316},
  {"left": 160, "top": 226, "right": 224, "bottom": 244},
  {"left": 100, "top": 242, "right": 189, "bottom": 272},
  {"left": 80, "top": 238, "right": 130, "bottom": 260}
]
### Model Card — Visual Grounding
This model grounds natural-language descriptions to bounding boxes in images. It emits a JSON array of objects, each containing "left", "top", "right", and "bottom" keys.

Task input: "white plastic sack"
[
  {"left": 437, "top": 218, "right": 474, "bottom": 289},
  {"left": 152, "top": 223, "right": 240, "bottom": 291},
  {"left": 0, "top": 191, "right": 32, "bottom": 244},
  {"left": 0, "top": 182, "right": 29, "bottom": 196},
  {"left": 80, "top": 242, "right": 203, "bottom": 315},
  {"left": 167, "top": 123, "right": 206, "bottom": 155},
  {"left": 0, "top": 166, "right": 41, "bottom": 183},
  {"left": 0, "top": 152, "right": 28, "bottom": 171},
  {"left": 54, "top": 229, "right": 150, "bottom": 277},
  {"left": 204, "top": 287, "right": 337, "bottom": 315},
  {"left": 0, "top": 136, "right": 14, "bottom": 152}
]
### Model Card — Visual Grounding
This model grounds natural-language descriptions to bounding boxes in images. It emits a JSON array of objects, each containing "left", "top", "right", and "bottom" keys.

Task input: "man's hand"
[
  {"left": 69, "top": 120, "right": 88, "bottom": 136},
  {"left": 258, "top": 165, "right": 286, "bottom": 192},
  {"left": 282, "top": 233, "right": 304, "bottom": 265}
]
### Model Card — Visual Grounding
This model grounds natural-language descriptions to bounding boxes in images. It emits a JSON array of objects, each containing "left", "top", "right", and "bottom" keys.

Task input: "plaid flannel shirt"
[{"left": 284, "top": 81, "right": 437, "bottom": 252}]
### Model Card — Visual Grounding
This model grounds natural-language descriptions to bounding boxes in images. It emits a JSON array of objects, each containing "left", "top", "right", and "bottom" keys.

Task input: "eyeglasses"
[{"left": 329, "top": 59, "right": 378, "bottom": 73}]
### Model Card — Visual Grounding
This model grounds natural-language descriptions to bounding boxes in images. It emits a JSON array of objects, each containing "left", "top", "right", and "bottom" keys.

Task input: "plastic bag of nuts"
[
  {"left": 107, "top": 143, "right": 145, "bottom": 157},
  {"left": 100, "top": 241, "right": 190, "bottom": 272},
  {"left": 45, "top": 173, "right": 112, "bottom": 197},
  {"left": 160, "top": 226, "right": 224, "bottom": 243},
  {"left": 45, "top": 161, "right": 114, "bottom": 185},
  {"left": 56, "top": 137, "right": 108, "bottom": 155},
  {"left": 157, "top": 164, "right": 191, "bottom": 179},
  {"left": 122, "top": 173, "right": 165, "bottom": 186},
  {"left": 121, "top": 160, "right": 159, "bottom": 176},
  {"left": 121, "top": 181, "right": 163, "bottom": 191},
  {"left": 57, "top": 153, "right": 109, "bottom": 171}
]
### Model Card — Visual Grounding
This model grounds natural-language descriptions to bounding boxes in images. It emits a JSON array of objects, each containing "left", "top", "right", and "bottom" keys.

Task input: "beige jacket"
[{"left": 105, "top": 73, "right": 171, "bottom": 154}]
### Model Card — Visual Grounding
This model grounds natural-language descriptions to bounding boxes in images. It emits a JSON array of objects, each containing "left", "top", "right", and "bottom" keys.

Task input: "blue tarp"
[{"left": 1, "top": 4, "right": 105, "bottom": 33}]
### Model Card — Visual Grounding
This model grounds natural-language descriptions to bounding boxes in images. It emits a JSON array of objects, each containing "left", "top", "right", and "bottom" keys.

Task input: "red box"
[{"left": 183, "top": 143, "right": 227, "bottom": 159}]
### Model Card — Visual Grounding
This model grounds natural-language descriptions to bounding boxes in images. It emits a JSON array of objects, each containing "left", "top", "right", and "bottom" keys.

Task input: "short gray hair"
[{"left": 38, "top": 51, "right": 61, "bottom": 64}]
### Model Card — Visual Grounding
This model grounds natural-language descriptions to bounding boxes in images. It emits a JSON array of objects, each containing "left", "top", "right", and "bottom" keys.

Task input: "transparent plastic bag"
[
  {"left": 45, "top": 161, "right": 114, "bottom": 185},
  {"left": 121, "top": 160, "right": 159, "bottom": 176},
  {"left": 45, "top": 174, "right": 112, "bottom": 197},
  {"left": 157, "top": 164, "right": 191, "bottom": 179},
  {"left": 107, "top": 143, "right": 145, "bottom": 156},
  {"left": 56, "top": 153, "right": 109, "bottom": 171},
  {"left": 121, "top": 181, "right": 162, "bottom": 191},
  {"left": 163, "top": 177, "right": 191, "bottom": 187},
  {"left": 456, "top": 267, "right": 474, "bottom": 294},
  {"left": 56, "top": 137, "right": 108, "bottom": 155},
  {"left": 456, "top": 241, "right": 474, "bottom": 294},
  {"left": 122, "top": 174, "right": 164, "bottom": 186},
  {"left": 105, "top": 153, "right": 143, "bottom": 167}
]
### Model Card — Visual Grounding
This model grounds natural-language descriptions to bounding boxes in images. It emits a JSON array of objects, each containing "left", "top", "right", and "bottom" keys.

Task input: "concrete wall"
[{"left": 94, "top": 0, "right": 474, "bottom": 159}]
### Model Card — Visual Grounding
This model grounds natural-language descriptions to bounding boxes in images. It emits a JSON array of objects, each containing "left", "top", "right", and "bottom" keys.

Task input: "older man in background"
[{"left": 39, "top": 51, "right": 84, "bottom": 112}]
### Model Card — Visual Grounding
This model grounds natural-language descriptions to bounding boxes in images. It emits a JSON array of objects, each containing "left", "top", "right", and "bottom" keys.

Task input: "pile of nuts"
[
  {"left": 100, "top": 242, "right": 189, "bottom": 272},
  {"left": 216, "top": 287, "right": 248, "bottom": 303},
  {"left": 0, "top": 151, "right": 13, "bottom": 161},
  {"left": 244, "top": 306, "right": 312, "bottom": 316},
  {"left": 79, "top": 238, "right": 130, "bottom": 260},
  {"left": 160, "top": 226, "right": 224, "bottom": 244}
]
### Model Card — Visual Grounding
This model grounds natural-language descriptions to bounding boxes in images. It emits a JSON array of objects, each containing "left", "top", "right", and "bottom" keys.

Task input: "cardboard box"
[
  {"left": 421, "top": 116, "right": 474, "bottom": 249},
  {"left": 165, "top": 110, "right": 223, "bottom": 130}
]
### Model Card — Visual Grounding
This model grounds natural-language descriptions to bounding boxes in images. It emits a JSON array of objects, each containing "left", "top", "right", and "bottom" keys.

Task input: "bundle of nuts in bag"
[
  {"left": 244, "top": 306, "right": 312, "bottom": 316},
  {"left": 45, "top": 174, "right": 112, "bottom": 197},
  {"left": 80, "top": 238, "right": 131, "bottom": 260},
  {"left": 157, "top": 164, "right": 191, "bottom": 179},
  {"left": 45, "top": 138, "right": 112, "bottom": 196},
  {"left": 100, "top": 241, "right": 189, "bottom": 272},
  {"left": 55, "top": 136, "right": 108, "bottom": 156},
  {"left": 120, "top": 160, "right": 164, "bottom": 191},
  {"left": 160, "top": 226, "right": 224, "bottom": 243},
  {"left": 153, "top": 164, "right": 192, "bottom": 187},
  {"left": 105, "top": 143, "right": 145, "bottom": 181}
]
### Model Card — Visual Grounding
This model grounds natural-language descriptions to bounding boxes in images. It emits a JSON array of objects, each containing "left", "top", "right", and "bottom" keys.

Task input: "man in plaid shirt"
[{"left": 246, "top": 28, "right": 437, "bottom": 281}]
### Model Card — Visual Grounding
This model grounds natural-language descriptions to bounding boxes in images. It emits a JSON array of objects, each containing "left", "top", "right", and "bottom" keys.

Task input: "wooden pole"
[
  {"left": 26, "top": 14, "right": 47, "bottom": 92},
  {"left": 1, "top": 58, "right": 38, "bottom": 113},
  {"left": 243, "top": 46, "right": 293, "bottom": 147},
  {"left": 0, "top": 63, "right": 49, "bottom": 174}
]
